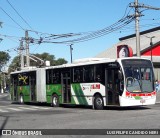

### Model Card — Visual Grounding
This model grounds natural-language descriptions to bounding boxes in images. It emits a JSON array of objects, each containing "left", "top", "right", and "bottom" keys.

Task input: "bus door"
[
  {"left": 61, "top": 70, "right": 71, "bottom": 103},
  {"left": 29, "top": 72, "right": 36, "bottom": 102},
  {"left": 105, "top": 68, "right": 120, "bottom": 105},
  {"left": 13, "top": 76, "right": 18, "bottom": 101}
]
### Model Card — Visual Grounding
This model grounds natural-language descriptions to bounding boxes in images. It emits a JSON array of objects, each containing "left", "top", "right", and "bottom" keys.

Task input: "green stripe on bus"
[
  {"left": 17, "top": 86, "right": 31, "bottom": 102},
  {"left": 71, "top": 96, "right": 76, "bottom": 104},
  {"left": 134, "top": 96, "right": 141, "bottom": 100},
  {"left": 72, "top": 84, "right": 88, "bottom": 105}
]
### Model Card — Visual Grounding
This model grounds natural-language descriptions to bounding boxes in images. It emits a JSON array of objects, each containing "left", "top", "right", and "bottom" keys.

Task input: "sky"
[{"left": 0, "top": 0, "right": 160, "bottom": 65}]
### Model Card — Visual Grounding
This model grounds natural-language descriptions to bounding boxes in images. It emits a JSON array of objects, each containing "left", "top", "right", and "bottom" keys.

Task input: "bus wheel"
[
  {"left": 19, "top": 94, "right": 24, "bottom": 104},
  {"left": 51, "top": 94, "right": 59, "bottom": 107},
  {"left": 93, "top": 95, "right": 104, "bottom": 110}
]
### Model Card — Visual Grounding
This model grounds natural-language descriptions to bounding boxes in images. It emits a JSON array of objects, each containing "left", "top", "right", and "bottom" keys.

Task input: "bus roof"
[
  {"left": 46, "top": 57, "right": 151, "bottom": 70},
  {"left": 46, "top": 58, "right": 117, "bottom": 70},
  {"left": 10, "top": 66, "right": 39, "bottom": 74}
]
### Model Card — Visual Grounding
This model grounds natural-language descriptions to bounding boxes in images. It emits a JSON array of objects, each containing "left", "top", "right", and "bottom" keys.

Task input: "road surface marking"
[
  {"left": 7, "top": 108, "right": 23, "bottom": 111},
  {"left": 18, "top": 107, "right": 38, "bottom": 110},
  {"left": 30, "top": 106, "right": 50, "bottom": 110},
  {"left": 0, "top": 109, "right": 9, "bottom": 112}
]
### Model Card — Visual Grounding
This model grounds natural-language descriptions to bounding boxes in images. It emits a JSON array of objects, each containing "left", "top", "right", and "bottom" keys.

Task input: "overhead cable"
[
  {"left": 6, "top": 0, "right": 33, "bottom": 30},
  {"left": 41, "top": 15, "right": 135, "bottom": 44},
  {"left": 0, "top": 6, "right": 24, "bottom": 30}
]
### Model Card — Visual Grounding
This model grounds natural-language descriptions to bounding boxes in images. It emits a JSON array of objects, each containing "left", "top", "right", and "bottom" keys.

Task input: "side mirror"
[{"left": 118, "top": 70, "right": 122, "bottom": 80}]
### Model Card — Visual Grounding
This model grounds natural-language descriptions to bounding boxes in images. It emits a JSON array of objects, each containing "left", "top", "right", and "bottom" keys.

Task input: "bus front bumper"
[{"left": 119, "top": 96, "right": 156, "bottom": 106}]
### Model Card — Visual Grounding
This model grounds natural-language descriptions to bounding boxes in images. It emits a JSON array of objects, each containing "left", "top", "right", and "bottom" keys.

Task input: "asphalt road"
[
  {"left": 156, "top": 92, "right": 160, "bottom": 103},
  {"left": 0, "top": 93, "right": 160, "bottom": 138}
]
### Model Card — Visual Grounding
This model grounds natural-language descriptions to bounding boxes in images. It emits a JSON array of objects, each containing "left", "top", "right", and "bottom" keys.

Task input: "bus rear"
[{"left": 118, "top": 58, "right": 156, "bottom": 106}]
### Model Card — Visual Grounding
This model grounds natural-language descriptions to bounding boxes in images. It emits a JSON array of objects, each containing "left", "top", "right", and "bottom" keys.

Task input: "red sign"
[
  {"left": 117, "top": 45, "right": 133, "bottom": 58},
  {"left": 91, "top": 84, "right": 100, "bottom": 89}
]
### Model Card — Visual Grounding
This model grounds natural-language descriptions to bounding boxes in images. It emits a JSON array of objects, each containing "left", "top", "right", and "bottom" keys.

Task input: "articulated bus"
[{"left": 10, "top": 57, "right": 156, "bottom": 109}]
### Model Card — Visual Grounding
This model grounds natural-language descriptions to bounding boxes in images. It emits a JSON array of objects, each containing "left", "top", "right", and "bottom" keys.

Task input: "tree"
[
  {"left": 30, "top": 52, "right": 67, "bottom": 66},
  {"left": 0, "top": 51, "right": 10, "bottom": 93},
  {"left": 8, "top": 52, "right": 68, "bottom": 72},
  {"left": 55, "top": 58, "right": 67, "bottom": 65},
  {"left": 0, "top": 51, "right": 10, "bottom": 72},
  {"left": 31, "top": 52, "right": 56, "bottom": 66},
  {"left": 8, "top": 56, "right": 20, "bottom": 72}
]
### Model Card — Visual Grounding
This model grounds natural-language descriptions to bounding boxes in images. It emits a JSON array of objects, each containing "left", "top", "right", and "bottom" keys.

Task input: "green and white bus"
[{"left": 10, "top": 57, "right": 156, "bottom": 109}]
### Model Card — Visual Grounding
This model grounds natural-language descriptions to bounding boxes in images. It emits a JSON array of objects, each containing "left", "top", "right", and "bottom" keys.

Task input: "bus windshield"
[{"left": 122, "top": 59, "right": 154, "bottom": 93}]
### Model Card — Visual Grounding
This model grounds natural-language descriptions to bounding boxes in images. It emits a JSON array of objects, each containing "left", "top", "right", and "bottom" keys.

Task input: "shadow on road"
[
  {"left": 11, "top": 102, "right": 50, "bottom": 107},
  {"left": 60, "top": 104, "right": 151, "bottom": 111},
  {"left": 104, "top": 106, "right": 151, "bottom": 111},
  {"left": 0, "top": 115, "right": 9, "bottom": 137}
]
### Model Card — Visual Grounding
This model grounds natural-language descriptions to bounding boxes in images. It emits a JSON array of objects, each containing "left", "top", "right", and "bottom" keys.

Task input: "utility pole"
[
  {"left": 19, "top": 39, "right": 24, "bottom": 69},
  {"left": 70, "top": 44, "right": 73, "bottom": 63},
  {"left": 25, "top": 30, "right": 30, "bottom": 67},
  {"left": 135, "top": 0, "right": 140, "bottom": 57},
  {"left": 130, "top": 0, "right": 160, "bottom": 57}
]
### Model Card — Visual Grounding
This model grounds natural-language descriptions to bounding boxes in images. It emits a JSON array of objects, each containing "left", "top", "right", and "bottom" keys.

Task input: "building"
[{"left": 96, "top": 26, "right": 160, "bottom": 80}]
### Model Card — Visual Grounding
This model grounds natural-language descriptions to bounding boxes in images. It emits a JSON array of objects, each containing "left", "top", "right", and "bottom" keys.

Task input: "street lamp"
[
  {"left": 144, "top": 35, "right": 155, "bottom": 62},
  {"left": 150, "top": 36, "right": 155, "bottom": 62}
]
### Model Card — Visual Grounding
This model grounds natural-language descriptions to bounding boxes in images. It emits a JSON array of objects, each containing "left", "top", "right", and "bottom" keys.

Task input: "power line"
[
  {"left": 23, "top": 16, "right": 134, "bottom": 45},
  {"left": 0, "top": 6, "right": 24, "bottom": 30},
  {"left": 6, "top": 0, "right": 33, "bottom": 30},
  {"left": 0, "top": 34, "right": 21, "bottom": 43},
  {"left": 0, "top": 34, "right": 21, "bottom": 39},
  {"left": 2, "top": 0, "right": 159, "bottom": 55},
  {"left": 29, "top": 3, "right": 134, "bottom": 44},
  {"left": 115, "top": 22, "right": 160, "bottom": 32},
  {"left": 3, "top": 22, "right": 25, "bottom": 30},
  {"left": 1, "top": 2, "right": 134, "bottom": 45},
  {"left": 40, "top": 15, "right": 135, "bottom": 44}
]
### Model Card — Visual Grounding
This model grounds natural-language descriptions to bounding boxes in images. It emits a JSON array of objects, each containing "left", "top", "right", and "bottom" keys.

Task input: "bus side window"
[
  {"left": 46, "top": 70, "right": 52, "bottom": 84},
  {"left": 84, "top": 66, "right": 94, "bottom": 82},
  {"left": 52, "top": 71, "right": 60, "bottom": 84},
  {"left": 46, "top": 70, "right": 50, "bottom": 84},
  {"left": 95, "top": 65, "right": 103, "bottom": 82},
  {"left": 73, "top": 68, "right": 83, "bottom": 82}
]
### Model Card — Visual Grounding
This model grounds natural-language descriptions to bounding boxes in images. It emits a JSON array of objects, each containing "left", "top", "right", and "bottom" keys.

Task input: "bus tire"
[
  {"left": 93, "top": 94, "right": 104, "bottom": 110},
  {"left": 19, "top": 94, "right": 24, "bottom": 104},
  {"left": 51, "top": 94, "right": 59, "bottom": 107}
]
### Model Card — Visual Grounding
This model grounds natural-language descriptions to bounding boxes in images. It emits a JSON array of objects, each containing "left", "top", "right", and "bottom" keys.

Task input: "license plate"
[{"left": 140, "top": 99, "right": 146, "bottom": 103}]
